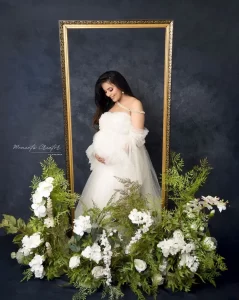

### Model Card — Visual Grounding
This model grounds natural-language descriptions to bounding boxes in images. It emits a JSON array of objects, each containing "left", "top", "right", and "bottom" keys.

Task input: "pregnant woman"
[{"left": 75, "top": 71, "right": 161, "bottom": 217}]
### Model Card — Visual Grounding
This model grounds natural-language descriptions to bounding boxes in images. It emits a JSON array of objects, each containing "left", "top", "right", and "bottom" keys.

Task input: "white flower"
[
  {"left": 69, "top": 256, "right": 81, "bottom": 269},
  {"left": 29, "top": 254, "right": 45, "bottom": 279},
  {"left": 21, "top": 233, "right": 43, "bottom": 256},
  {"left": 91, "top": 266, "right": 105, "bottom": 279},
  {"left": 21, "top": 236, "right": 32, "bottom": 252},
  {"left": 45, "top": 177, "right": 54, "bottom": 184},
  {"left": 32, "top": 190, "right": 43, "bottom": 204},
  {"left": 44, "top": 217, "right": 54, "bottom": 228},
  {"left": 201, "top": 195, "right": 219, "bottom": 205},
  {"left": 81, "top": 243, "right": 102, "bottom": 264},
  {"left": 157, "top": 237, "right": 184, "bottom": 257},
  {"left": 73, "top": 215, "right": 92, "bottom": 236},
  {"left": 11, "top": 252, "right": 16, "bottom": 259},
  {"left": 201, "top": 196, "right": 227, "bottom": 213},
  {"left": 181, "top": 243, "right": 195, "bottom": 254},
  {"left": 179, "top": 253, "right": 199, "bottom": 273},
  {"left": 203, "top": 237, "right": 217, "bottom": 251},
  {"left": 32, "top": 204, "right": 47, "bottom": 218},
  {"left": 34, "top": 265, "right": 45, "bottom": 279},
  {"left": 128, "top": 209, "right": 153, "bottom": 227},
  {"left": 29, "top": 254, "right": 45, "bottom": 269},
  {"left": 134, "top": 259, "right": 147, "bottom": 273},
  {"left": 20, "top": 246, "right": 31, "bottom": 256},
  {"left": 217, "top": 201, "right": 226, "bottom": 213},
  {"left": 37, "top": 181, "right": 54, "bottom": 198},
  {"left": 30, "top": 233, "right": 44, "bottom": 248},
  {"left": 126, "top": 209, "right": 153, "bottom": 254},
  {"left": 157, "top": 230, "right": 197, "bottom": 258},
  {"left": 100, "top": 230, "right": 112, "bottom": 285},
  {"left": 16, "top": 249, "right": 24, "bottom": 263},
  {"left": 152, "top": 273, "right": 164, "bottom": 286}
]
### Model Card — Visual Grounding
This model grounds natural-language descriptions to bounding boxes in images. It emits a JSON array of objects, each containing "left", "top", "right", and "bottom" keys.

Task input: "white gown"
[{"left": 75, "top": 106, "right": 162, "bottom": 217}]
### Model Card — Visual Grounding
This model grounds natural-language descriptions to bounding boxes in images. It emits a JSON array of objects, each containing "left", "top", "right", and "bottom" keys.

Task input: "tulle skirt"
[{"left": 75, "top": 138, "right": 162, "bottom": 217}]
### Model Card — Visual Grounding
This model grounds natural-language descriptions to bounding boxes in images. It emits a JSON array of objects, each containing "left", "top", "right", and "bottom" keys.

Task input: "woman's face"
[{"left": 101, "top": 81, "right": 122, "bottom": 102}]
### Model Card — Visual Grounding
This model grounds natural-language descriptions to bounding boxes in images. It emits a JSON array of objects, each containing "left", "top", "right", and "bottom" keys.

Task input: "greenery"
[
  {"left": 0, "top": 153, "right": 228, "bottom": 300},
  {"left": 0, "top": 156, "right": 79, "bottom": 280}
]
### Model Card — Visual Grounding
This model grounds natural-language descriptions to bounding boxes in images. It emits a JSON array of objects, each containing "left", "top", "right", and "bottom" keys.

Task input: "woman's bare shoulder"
[{"left": 129, "top": 97, "right": 144, "bottom": 111}]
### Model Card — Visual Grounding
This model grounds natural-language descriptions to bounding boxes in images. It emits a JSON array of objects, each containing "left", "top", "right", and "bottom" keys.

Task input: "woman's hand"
[{"left": 95, "top": 153, "right": 105, "bottom": 164}]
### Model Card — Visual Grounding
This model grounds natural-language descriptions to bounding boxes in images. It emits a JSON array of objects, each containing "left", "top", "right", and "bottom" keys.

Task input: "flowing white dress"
[{"left": 75, "top": 105, "right": 162, "bottom": 217}]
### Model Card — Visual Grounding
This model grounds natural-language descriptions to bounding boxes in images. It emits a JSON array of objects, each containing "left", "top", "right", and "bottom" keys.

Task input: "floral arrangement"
[
  {"left": 0, "top": 156, "right": 78, "bottom": 281},
  {"left": 0, "top": 153, "right": 228, "bottom": 300}
]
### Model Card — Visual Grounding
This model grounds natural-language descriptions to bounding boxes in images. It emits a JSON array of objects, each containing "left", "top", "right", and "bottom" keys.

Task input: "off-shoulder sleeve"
[{"left": 129, "top": 125, "right": 149, "bottom": 148}]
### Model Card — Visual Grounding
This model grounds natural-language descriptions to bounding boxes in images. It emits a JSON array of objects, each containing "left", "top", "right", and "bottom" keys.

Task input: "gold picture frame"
[{"left": 59, "top": 19, "right": 173, "bottom": 215}]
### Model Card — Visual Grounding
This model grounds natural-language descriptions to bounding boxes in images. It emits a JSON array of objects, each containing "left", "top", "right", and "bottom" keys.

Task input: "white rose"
[
  {"left": 203, "top": 237, "right": 217, "bottom": 251},
  {"left": 73, "top": 215, "right": 92, "bottom": 236},
  {"left": 81, "top": 243, "right": 102, "bottom": 264},
  {"left": 31, "top": 200, "right": 46, "bottom": 210},
  {"left": 21, "top": 237, "right": 33, "bottom": 256},
  {"left": 91, "top": 266, "right": 105, "bottom": 279},
  {"left": 29, "top": 254, "right": 45, "bottom": 269},
  {"left": 152, "top": 273, "right": 164, "bottom": 286},
  {"left": 69, "top": 256, "right": 81, "bottom": 269},
  {"left": 32, "top": 190, "right": 43, "bottom": 204},
  {"left": 90, "top": 244, "right": 102, "bottom": 264},
  {"left": 29, "top": 233, "right": 44, "bottom": 248},
  {"left": 34, "top": 205, "right": 47, "bottom": 218},
  {"left": 134, "top": 259, "right": 147, "bottom": 273},
  {"left": 37, "top": 181, "right": 53, "bottom": 198}
]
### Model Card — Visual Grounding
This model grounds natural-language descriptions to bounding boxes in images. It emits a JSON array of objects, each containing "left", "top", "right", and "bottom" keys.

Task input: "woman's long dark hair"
[{"left": 93, "top": 71, "right": 135, "bottom": 129}]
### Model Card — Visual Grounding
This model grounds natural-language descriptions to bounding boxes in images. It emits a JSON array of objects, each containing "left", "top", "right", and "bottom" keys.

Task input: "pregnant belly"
[{"left": 93, "top": 131, "right": 128, "bottom": 159}]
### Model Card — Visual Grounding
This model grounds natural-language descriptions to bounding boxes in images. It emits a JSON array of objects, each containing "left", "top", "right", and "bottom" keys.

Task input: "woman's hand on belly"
[{"left": 95, "top": 153, "right": 105, "bottom": 164}]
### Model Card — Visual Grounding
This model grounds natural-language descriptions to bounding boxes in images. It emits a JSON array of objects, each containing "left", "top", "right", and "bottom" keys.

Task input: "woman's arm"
[
  {"left": 130, "top": 99, "right": 145, "bottom": 129},
  {"left": 123, "top": 100, "right": 148, "bottom": 154}
]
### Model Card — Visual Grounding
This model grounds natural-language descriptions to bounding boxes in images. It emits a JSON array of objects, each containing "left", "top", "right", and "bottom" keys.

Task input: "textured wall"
[{"left": 1, "top": 0, "right": 239, "bottom": 280}]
